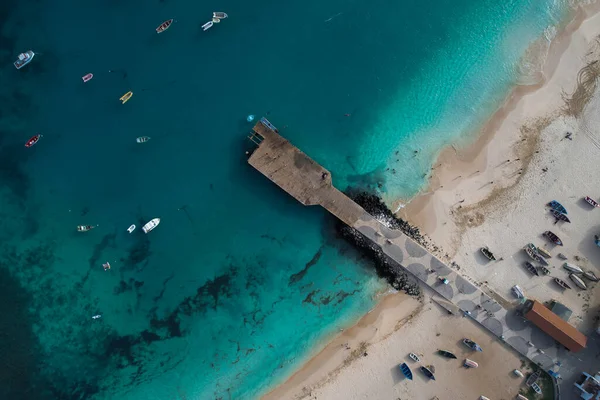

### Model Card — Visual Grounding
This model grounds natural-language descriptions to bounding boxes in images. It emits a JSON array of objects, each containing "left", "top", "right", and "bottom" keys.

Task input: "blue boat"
[
  {"left": 399, "top": 362, "right": 413, "bottom": 380},
  {"left": 548, "top": 200, "right": 567, "bottom": 215}
]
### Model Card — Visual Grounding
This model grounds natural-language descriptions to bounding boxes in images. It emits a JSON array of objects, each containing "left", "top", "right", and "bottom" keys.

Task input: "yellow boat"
[{"left": 120, "top": 91, "right": 133, "bottom": 104}]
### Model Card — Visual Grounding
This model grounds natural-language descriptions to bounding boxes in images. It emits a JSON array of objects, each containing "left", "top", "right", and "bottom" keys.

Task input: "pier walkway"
[{"left": 248, "top": 118, "right": 561, "bottom": 370}]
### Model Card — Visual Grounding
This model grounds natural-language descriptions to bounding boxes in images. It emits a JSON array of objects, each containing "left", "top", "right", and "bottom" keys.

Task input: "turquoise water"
[{"left": 0, "top": 0, "right": 575, "bottom": 398}]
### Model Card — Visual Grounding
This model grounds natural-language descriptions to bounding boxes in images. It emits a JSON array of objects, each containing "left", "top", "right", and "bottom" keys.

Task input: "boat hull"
[
  {"left": 25, "top": 134, "right": 41, "bottom": 148},
  {"left": 142, "top": 218, "right": 160, "bottom": 233},
  {"left": 156, "top": 19, "right": 173, "bottom": 33},
  {"left": 570, "top": 274, "right": 587, "bottom": 290},
  {"left": 14, "top": 51, "right": 35, "bottom": 69}
]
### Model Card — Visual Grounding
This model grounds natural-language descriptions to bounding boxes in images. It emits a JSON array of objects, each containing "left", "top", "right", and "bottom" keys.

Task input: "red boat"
[
  {"left": 82, "top": 73, "right": 93, "bottom": 83},
  {"left": 25, "top": 134, "right": 42, "bottom": 148},
  {"left": 156, "top": 19, "right": 173, "bottom": 33}
]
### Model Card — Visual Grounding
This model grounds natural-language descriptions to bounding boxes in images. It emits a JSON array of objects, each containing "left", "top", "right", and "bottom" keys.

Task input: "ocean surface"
[{"left": 0, "top": 0, "right": 577, "bottom": 398}]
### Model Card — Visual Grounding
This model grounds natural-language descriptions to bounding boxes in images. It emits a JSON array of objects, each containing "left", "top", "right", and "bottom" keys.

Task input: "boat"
[
  {"left": 511, "top": 285, "right": 525, "bottom": 299},
  {"left": 523, "top": 245, "right": 548, "bottom": 265},
  {"left": 399, "top": 363, "right": 413, "bottom": 380},
  {"left": 77, "top": 225, "right": 95, "bottom": 232},
  {"left": 419, "top": 366, "right": 435, "bottom": 380},
  {"left": 547, "top": 200, "right": 567, "bottom": 214},
  {"left": 537, "top": 266, "right": 550, "bottom": 275},
  {"left": 136, "top": 136, "right": 151, "bottom": 143},
  {"left": 156, "top": 19, "right": 173, "bottom": 33},
  {"left": 479, "top": 397, "right": 490, "bottom": 400},
  {"left": 516, "top": 395, "right": 528, "bottom": 400},
  {"left": 563, "top": 262, "right": 583, "bottom": 274},
  {"left": 550, "top": 209, "right": 571, "bottom": 223},
  {"left": 570, "top": 273, "right": 587, "bottom": 290},
  {"left": 127, "top": 224, "right": 136, "bottom": 233},
  {"left": 531, "top": 383, "right": 542, "bottom": 395},
  {"left": 523, "top": 261, "right": 539, "bottom": 276},
  {"left": 463, "top": 338, "right": 483, "bottom": 352},
  {"left": 464, "top": 359, "right": 478, "bottom": 368},
  {"left": 537, "top": 247, "right": 551, "bottom": 258},
  {"left": 544, "top": 230, "right": 563, "bottom": 246},
  {"left": 92, "top": 314, "right": 102, "bottom": 319},
  {"left": 584, "top": 196, "right": 599, "bottom": 207},
  {"left": 437, "top": 350, "right": 457, "bottom": 359},
  {"left": 142, "top": 218, "right": 160, "bottom": 233},
  {"left": 82, "top": 73, "right": 93, "bottom": 83},
  {"left": 553, "top": 277, "right": 571, "bottom": 290},
  {"left": 14, "top": 50, "right": 35, "bottom": 69},
  {"left": 583, "top": 271, "right": 600, "bottom": 282},
  {"left": 596, "top": 235, "right": 600, "bottom": 248},
  {"left": 25, "top": 134, "right": 42, "bottom": 148},
  {"left": 408, "top": 352, "right": 420, "bottom": 362},
  {"left": 213, "top": 12, "right": 228, "bottom": 19},
  {"left": 558, "top": 253, "right": 568, "bottom": 260},
  {"left": 202, "top": 21, "right": 213, "bottom": 31},
  {"left": 120, "top": 91, "right": 133, "bottom": 104},
  {"left": 513, "top": 369, "right": 525, "bottom": 378},
  {"left": 102, "top": 262, "right": 111, "bottom": 271},
  {"left": 526, "top": 370, "right": 541, "bottom": 386},
  {"left": 480, "top": 246, "right": 496, "bottom": 261}
]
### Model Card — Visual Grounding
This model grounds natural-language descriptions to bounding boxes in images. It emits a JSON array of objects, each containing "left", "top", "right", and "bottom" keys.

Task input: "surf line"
[{"left": 324, "top": 12, "right": 342, "bottom": 23}]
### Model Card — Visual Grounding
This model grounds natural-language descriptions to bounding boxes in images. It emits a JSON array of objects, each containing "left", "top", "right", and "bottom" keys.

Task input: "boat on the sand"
[
  {"left": 544, "top": 230, "right": 563, "bottom": 246},
  {"left": 585, "top": 196, "right": 599, "bottom": 208},
  {"left": 513, "top": 369, "right": 525, "bottom": 378},
  {"left": 550, "top": 209, "right": 571, "bottom": 223},
  {"left": 408, "top": 352, "right": 420, "bottom": 362},
  {"left": 77, "top": 225, "right": 96, "bottom": 232},
  {"left": 480, "top": 246, "right": 496, "bottom": 261},
  {"left": 548, "top": 200, "right": 567, "bottom": 214},
  {"left": 570, "top": 273, "right": 587, "bottom": 290},
  {"left": 523, "top": 261, "right": 539, "bottom": 276},
  {"left": 537, "top": 266, "right": 550, "bottom": 275},
  {"left": 399, "top": 363, "right": 413, "bottom": 380},
  {"left": 511, "top": 285, "right": 525, "bottom": 299},
  {"left": 142, "top": 218, "right": 160, "bottom": 233},
  {"left": 523, "top": 245, "right": 538, "bottom": 261},
  {"left": 558, "top": 253, "right": 568, "bottom": 260},
  {"left": 563, "top": 262, "right": 583, "bottom": 274},
  {"left": 136, "top": 136, "right": 151, "bottom": 143},
  {"left": 553, "top": 277, "right": 571, "bottom": 290},
  {"left": 583, "top": 271, "right": 600, "bottom": 282},
  {"left": 202, "top": 21, "right": 213, "bottom": 31},
  {"left": 516, "top": 394, "right": 528, "bottom": 400},
  {"left": 463, "top": 338, "right": 482, "bottom": 352},
  {"left": 25, "top": 134, "right": 42, "bottom": 148},
  {"left": 437, "top": 350, "right": 457, "bottom": 359},
  {"left": 595, "top": 235, "right": 600, "bottom": 248},
  {"left": 464, "top": 359, "right": 478, "bottom": 368},
  {"left": 479, "top": 397, "right": 490, "bottom": 400},
  {"left": 14, "top": 50, "right": 35, "bottom": 69},
  {"left": 526, "top": 370, "right": 541, "bottom": 386},
  {"left": 536, "top": 247, "right": 551, "bottom": 258},
  {"left": 420, "top": 365, "right": 435, "bottom": 380},
  {"left": 156, "top": 19, "right": 173, "bottom": 33}
]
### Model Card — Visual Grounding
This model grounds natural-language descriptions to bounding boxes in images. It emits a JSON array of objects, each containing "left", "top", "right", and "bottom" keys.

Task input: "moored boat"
[
  {"left": 14, "top": 50, "right": 35, "bottom": 69},
  {"left": 102, "top": 262, "right": 111, "bottom": 271},
  {"left": 526, "top": 370, "right": 541, "bottom": 386},
  {"left": 531, "top": 382, "right": 542, "bottom": 395},
  {"left": 77, "top": 225, "right": 96, "bottom": 232},
  {"left": 202, "top": 21, "right": 213, "bottom": 31},
  {"left": 136, "top": 136, "right": 151, "bottom": 143},
  {"left": 547, "top": 200, "right": 567, "bottom": 214},
  {"left": 408, "top": 352, "right": 420, "bottom": 362},
  {"left": 142, "top": 218, "right": 160, "bottom": 233},
  {"left": 463, "top": 338, "right": 483, "bottom": 352},
  {"left": 25, "top": 134, "right": 42, "bottom": 148},
  {"left": 511, "top": 285, "right": 525, "bottom": 299},
  {"left": 544, "top": 230, "right": 563, "bottom": 246},
  {"left": 523, "top": 261, "right": 539, "bottom": 276},
  {"left": 464, "top": 359, "right": 478, "bottom": 368},
  {"left": 584, "top": 196, "right": 599, "bottom": 207},
  {"left": 420, "top": 365, "right": 435, "bottom": 380},
  {"left": 537, "top": 266, "right": 550, "bottom": 275},
  {"left": 480, "top": 246, "right": 496, "bottom": 261},
  {"left": 536, "top": 247, "right": 551, "bottom": 258},
  {"left": 127, "top": 224, "right": 136, "bottom": 233},
  {"left": 213, "top": 11, "right": 228, "bottom": 19},
  {"left": 82, "top": 73, "right": 93, "bottom": 83},
  {"left": 550, "top": 209, "right": 571, "bottom": 223},
  {"left": 583, "top": 270, "right": 600, "bottom": 282},
  {"left": 437, "top": 350, "right": 457, "bottom": 359},
  {"left": 553, "top": 277, "right": 571, "bottom": 290},
  {"left": 570, "top": 273, "right": 587, "bottom": 290},
  {"left": 156, "top": 19, "right": 173, "bottom": 33},
  {"left": 120, "top": 91, "right": 133, "bottom": 104},
  {"left": 399, "top": 363, "right": 413, "bottom": 380},
  {"left": 563, "top": 262, "right": 583, "bottom": 274}
]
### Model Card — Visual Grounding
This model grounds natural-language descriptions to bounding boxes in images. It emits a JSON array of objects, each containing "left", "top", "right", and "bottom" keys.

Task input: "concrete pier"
[{"left": 248, "top": 118, "right": 566, "bottom": 370}]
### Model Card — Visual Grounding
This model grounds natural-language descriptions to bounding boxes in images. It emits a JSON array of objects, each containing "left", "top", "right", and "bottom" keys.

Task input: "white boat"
[
  {"left": 531, "top": 382, "right": 542, "bottom": 395},
  {"left": 202, "top": 21, "right": 213, "bottom": 31},
  {"left": 583, "top": 270, "right": 600, "bottom": 282},
  {"left": 127, "top": 224, "right": 136, "bottom": 233},
  {"left": 511, "top": 285, "right": 525, "bottom": 299},
  {"left": 136, "top": 136, "right": 151, "bottom": 143},
  {"left": 479, "top": 396, "right": 490, "bottom": 400},
  {"left": 92, "top": 315, "right": 102, "bottom": 319},
  {"left": 516, "top": 395, "right": 528, "bottom": 400},
  {"left": 563, "top": 262, "right": 583, "bottom": 274},
  {"left": 570, "top": 273, "right": 587, "bottom": 290},
  {"left": 464, "top": 359, "right": 479, "bottom": 368},
  {"left": 14, "top": 50, "right": 35, "bottom": 69},
  {"left": 142, "top": 218, "right": 160, "bottom": 233},
  {"left": 213, "top": 12, "right": 228, "bottom": 19},
  {"left": 513, "top": 369, "right": 525, "bottom": 378},
  {"left": 77, "top": 225, "right": 96, "bottom": 232},
  {"left": 102, "top": 262, "right": 111, "bottom": 271},
  {"left": 408, "top": 352, "right": 420, "bottom": 362}
]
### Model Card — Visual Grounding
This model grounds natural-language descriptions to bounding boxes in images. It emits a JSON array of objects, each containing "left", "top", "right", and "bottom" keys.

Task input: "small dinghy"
[
  {"left": 463, "top": 338, "right": 483, "bottom": 352},
  {"left": 202, "top": 21, "right": 213, "bottom": 31},
  {"left": 102, "top": 262, "right": 111, "bottom": 271},
  {"left": 399, "top": 363, "right": 413, "bottom": 380},
  {"left": 77, "top": 225, "right": 96, "bottom": 232},
  {"left": 583, "top": 271, "right": 600, "bottom": 282},
  {"left": 537, "top": 266, "right": 550, "bottom": 275},
  {"left": 563, "top": 262, "right": 583, "bottom": 274},
  {"left": 523, "top": 261, "right": 539, "bottom": 276},
  {"left": 537, "top": 247, "right": 551, "bottom": 259},
  {"left": 25, "top": 134, "right": 42, "bottom": 148},
  {"left": 464, "top": 359, "right": 478, "bottom": 368},
  {"left": 548, "top": 200, "right": 567, "bottom": 214},
  {"left": 82, "top": 73, "right": 93, "bottom": 83},
  {"left": 511, "top": 285, "right": 525, "bottom": 299},
  {"left": 480, "top": 246, "right": 496, "bottom": 261},
  {"left": 142, "top": 218, "right": 160, "bottom": 233},
  {"left": 408, "top": 352, "right": 420, "bottom": 362},
  {"left": 437, "top": 350, "right": 457, "bottom": 359},
  {"left": 531, "top": 382, "right": 542, "bottom": 395},
  {"left": 136, "top": 136, "right": 151, "bottom": 143},
  {"left": 570, "top": 273, "right": 587, "bottom": 290},
  {"left": 14, "top": 50, "right": 35, "bottom": 69},
  {"left": 127, "top": 224, "right": 136, "bottom": 233},
  {"left": 420, "top": 365, "right": 435, "bottom": 380},
  {"left": 550, "top": 209, "right": 571, "bottom": 223},
  {"left": 120, "top": 91, "right": 133, "bottom": 104},
  {"left": 553, "top": 277, "right": 571, "bottom": 290},
  {"left": 585, "top": 196, "right": 599, "bottom": 207},
  {"left": 544, "top": 230, "right": 563, "bottom": 246},
  {"left": 156, "top": 19, "right": 173, "bottom": 33},
  {"left": 513, "top": 369, "right": 525, "bottom": 378},
  {"left": 213, "top": 11, "right": 228, "bottom": 19}
]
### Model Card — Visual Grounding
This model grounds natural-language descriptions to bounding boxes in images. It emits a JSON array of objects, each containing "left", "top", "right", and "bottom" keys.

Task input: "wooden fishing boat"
[
  {"left": 570, "top": 273, "right": 587, "bottom": 290},
  {"left": 463, "top": 338, "right": 483, "bottom": 352},
  {"left": 523, "top": 261, "right": 539, "bottom": 276},
  {"left": 526, "top": 370, "right": 541, "bottom": 386},
  {"left": 437, "top": 350, "right": 457, "bottom": 359},
  {"left": 547, "top": 200, "right": 567, "bottom": 214},
  {"left": 537, "top": 266, "right": 550, "bottom": 275},
  {"left": 480, "top": 246, "right": 496, "bottom": 261},
  {"left": 464, "top": 359, "right": 478, "bottom": 368},
  {"left": 583, "top": 271, "right": 600, "bottom": 282},
  {"left": 408, "top": 352, "right": 420, "bottom": 362},
  {"left": 156, "top": 19, "right": 173, "bottom": 33},
  {"left": 136, "top": 136, "right": 151, "bottom": 143},
  {"left": 537, "top": 247, "right": 551, "bottom": 258},
  {"left": 25, "top": 134, "right": 42, "bottom": 148},
  {"left": 531, "top": 383, "right": 542, "bottom": 395},
  {"left": 120, "top": 91, "right": 133, "bottom": 104},
  {"left": 512, "top": 285, "right": 525, "bottom": 298},
  {"left": 553, "top": 277, "right": 571, "bottom": 290},
  {"left": 77, "top": 225, "right": 95, "bottom": 232},
  {"left": 399, "top": 363, "right": 413, "bottom": 380},
  {"left": 82, "top": 73, "right": 93, "bottom": 83},
  {"left": 563, "top": 262, "right": 583, "bottom": 274},
  {"left": 544, "top": 230, "right": 563, "bottom": 246},
  {"left": 420, "top": 365, "right": 435, "bottom": 380},
  {"left": 523, "top": 245, "right": 538, "bottom": 261},
  {"left": 142, "top": 218, "right": 160, "bottom": 234},
  {"left": 584, "top": 196, "right": 599, "bottom": 207},
  {"left": 550, "top": 209, "right": 571, "bottom": 223}
]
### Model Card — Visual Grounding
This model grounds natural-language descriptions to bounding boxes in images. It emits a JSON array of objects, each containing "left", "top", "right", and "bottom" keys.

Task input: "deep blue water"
[{"left": 0, "top": 0, "right": 574, "bottom": 398}]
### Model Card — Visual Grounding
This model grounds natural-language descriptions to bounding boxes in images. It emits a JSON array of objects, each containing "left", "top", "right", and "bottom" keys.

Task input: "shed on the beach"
[{"left": 523, "top": 300, "right": 587, "bottom": 352}]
